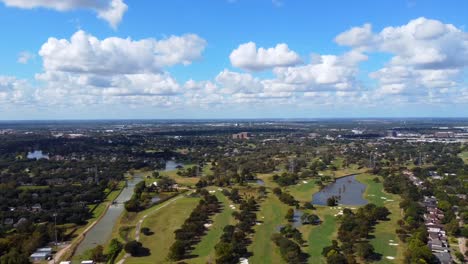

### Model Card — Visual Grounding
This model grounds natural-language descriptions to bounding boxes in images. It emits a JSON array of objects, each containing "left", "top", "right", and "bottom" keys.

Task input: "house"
[{"left": 31, "top": 204, "right": 42, "bottom": 213}]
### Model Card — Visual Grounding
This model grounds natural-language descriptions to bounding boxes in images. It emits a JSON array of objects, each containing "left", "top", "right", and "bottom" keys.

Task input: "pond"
[
  {"left": 74, "top": 175, "right": 144, "bottom": 256},
  {"left": 164, "top": 160, "right": 184, "bottom": 171},
  {"left": 27, "top": 150, "right": 49, "bottom": 160},
  {"left": 292, "top": 209, "right": 304, "bottom": 228},
  {"left": 312, "top": 175, "right": 367, "bottom": 206}
]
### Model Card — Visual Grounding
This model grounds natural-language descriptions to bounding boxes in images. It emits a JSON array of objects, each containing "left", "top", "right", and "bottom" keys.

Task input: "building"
[
  {"left": 232, "top": 132, "right": 250, "bottom": 139},
  {"left": 434, "top": 131, "right": 454, "bottom": 138},
  {"left": 30, "top": 252, "right": 50, "bottom": 262},
  {"left": 81, "top": 261, "right": 95, "bottom": 264}
]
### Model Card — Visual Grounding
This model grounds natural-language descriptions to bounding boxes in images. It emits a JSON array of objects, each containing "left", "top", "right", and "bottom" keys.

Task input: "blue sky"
[{"left": 0, "top": 0, "right": 467, "bottom": 119}]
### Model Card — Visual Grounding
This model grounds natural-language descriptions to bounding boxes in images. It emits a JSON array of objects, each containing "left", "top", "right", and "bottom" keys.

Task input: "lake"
[
  {"left": 74, "top": 175, "right": 144, "bottom": 256},
  {"left": 312, "top": 175, "right": 367, "bottom": 206},
  {"left": 27, "top": 150, "right": 49, "bottom": 160},
  {"left": 164, "top": 160, "right": 183, "bottom": 171}
]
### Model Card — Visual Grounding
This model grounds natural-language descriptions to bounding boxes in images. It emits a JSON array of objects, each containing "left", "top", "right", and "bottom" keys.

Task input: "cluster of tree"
[
  {"left": 86, "top": 238, "right": 125, "bottom": 262},
  {"left": 273, "top": 188, "right": 299, "bottom": 207},
  {"left": 279, "top": 224, "right": 305, "bottom": 245},
  {"left": 125, "top": 177, "right": 177, "bottom": 212},
  {"left": 271, "top": 232, "right": 307, "bottom": 263},
  {"left": 124, "top": 240, "right": 149, "bottom": 257},
  {"left": 0, "top": 221, "right": 62, "bottom": 264},
  {"left": 301, "top": 212, "right": 320, "bottom": 225},
  {"left": 168, "top": 191, "right": 220, "bottom": 261},
  {"left": 383, "top": 174, "right": 439, "bottom": 263},
  {"left": 272, "top": 173, "right": 299, "bottom": 187},
  {"left": 215, "top": 196, "right": 258, "bottom": 264},
  {"left": 322, "top": 203, "right": 390, "bottom": 263},
  {"left": 176, "top": 165, "right": 201, "bottom": 177},
  {"left": 222, "top": 188, "right": 242, "bottom": 204}
]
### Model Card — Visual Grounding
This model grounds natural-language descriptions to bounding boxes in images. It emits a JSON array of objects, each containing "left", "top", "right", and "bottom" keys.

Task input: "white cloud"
[
  {"left": 0, "top": 76, "right": 32, "bottom": 104},
  {"left": 215, "top": 69, "right": 263, "bottom": 94},
  {"left": 230, "top": 42, "right": 301, "bottom": 71},
  {"left": 0, "top": 0, "right": 128, "bottom": 28},
  {"left": 335, "top": 23, "right": 374, "bottom": 48},
  {"left": 39, "top": 30, "right": 207, "bottom": 75},
  {"left": 17, "top": 51, "right": 35, "bottom": 64},
  {"left": 337, "top": 17, "right": 468, "bottom": 69},
  {"left": 272, "top": 51, "right": 367, "bottom": 91}
]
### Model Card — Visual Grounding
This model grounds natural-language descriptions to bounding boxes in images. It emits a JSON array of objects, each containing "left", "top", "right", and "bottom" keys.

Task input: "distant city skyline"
[{"left": 0, "top": 0, "right": 467, "bottom": 119}]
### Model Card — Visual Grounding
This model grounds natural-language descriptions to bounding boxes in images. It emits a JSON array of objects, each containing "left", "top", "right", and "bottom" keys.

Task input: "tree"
[
  {"left": 327, "top": 196, "right": 338, "bottom": 206},
  {"left": 285, "top": 208, "right": 294, "bottom": 222},
  {"left": 168, "top": 240, "right": 186, "bottom": 261},
  {"left": 90, "top": 245, "right": 105, "bottom": 262},
  {"left": 355, "top": 242, "right": 375, "bottom": 260},
  {"left": 124, "top": 240, "right": 143, "bottom": 256}
]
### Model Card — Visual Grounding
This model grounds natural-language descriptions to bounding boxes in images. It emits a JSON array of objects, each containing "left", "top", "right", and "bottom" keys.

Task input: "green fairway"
[
  {"left": 188, "top": 189, "right": 234, "bottom": 264},
  {"left": 287, "top": 180, "right": 318, "bottom": 203},
  {"left": 124, "top": 196, "right": 200, "bottom": 264},
  {"left": 299, "top": 207, "right": 338, "bottom": 263},
  {"left": 249, "top": 193, "right": 289, "bottom": 264},
  {"left": 356, "top": 174, "right": 404, "bottom": 263}
]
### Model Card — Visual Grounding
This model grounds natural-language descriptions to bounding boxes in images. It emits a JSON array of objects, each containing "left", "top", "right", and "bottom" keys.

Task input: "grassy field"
[
  {"left": 17, "top": 185, "right": 49, "bottom": 190},
  {"left": 125, "top": 196, "right": 201, "bottom": 264},
  {"left": 139, "top": 167, "right": 200, "bottom": 187},
  {"left": 187, "top": 189, "right": 234, "bottom": 264},
  {"left": 249, "top": 193, "right": 289, "bottom": 264},
  {"left": 287, "top": 180, "right": 318, "bottom": 203},
  {"left": 459, "top": 151, "right": 468, "bottom": 164},
  {"left": 299, "top": 207, "right": 338, "bottom": 263},
  {"left": 356, "top": 174, "right": 404, "bottom": 263}
]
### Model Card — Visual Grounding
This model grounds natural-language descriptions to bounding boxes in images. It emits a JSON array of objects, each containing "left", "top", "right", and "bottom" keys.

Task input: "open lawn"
[
  {"left": 187, "top": 189, "right": 234, "bottom": 264},
  {"left": 125, "top": 196, "right": 200, "bottom": 264},
  {"left": 459, "top": 151, "right": 468, "bottom": 164},
  {"left": 249, "top": 193, "right": 289, "bottom": 264},
  {"left": 139, "top": 168, "right": 200, "bottom": 187},
  {"left": 356, "top": 174, "right": 404, "bottom": 263},
  {"left": 287, "top": 180, "right": 319, "bottom": 203}
]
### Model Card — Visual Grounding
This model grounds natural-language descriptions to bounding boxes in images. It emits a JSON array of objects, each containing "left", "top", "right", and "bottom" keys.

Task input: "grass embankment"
[
  {"left": 65, "top": 181, "right": 126, "bottom": 261},
  {"left": 249, "top": 193, "right": 289, "bottom": 264},
  {"left": 356, "top": 174, "right": 404, "bottom": 263},
  {"left": 187, "top": 189, "right": 234, "bottom": 264},
  {"left": 124, "top": 195, "right": 200, "bottom": 264}
]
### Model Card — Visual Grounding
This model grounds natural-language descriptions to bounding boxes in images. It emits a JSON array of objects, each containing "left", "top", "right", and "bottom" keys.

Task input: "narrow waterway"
[
  {"left": 74, "top": 175, "right": 143, "bottom": 256},
  {"left": 74, "top": 160, "right": 184, "bottom": 256},
  {"left": 312, "top": 175, "right": 368, "bottom": 206}
]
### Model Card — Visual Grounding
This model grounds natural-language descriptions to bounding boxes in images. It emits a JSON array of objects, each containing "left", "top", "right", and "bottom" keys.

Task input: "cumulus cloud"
[
  {"left": 39, "top": 30, "right": 207, "bottom": 75},
  {"left": 17, "top": 51, "right": 35, "bottom": 64},
  {"left": 0, "top": 0, "right": 128, "bottom": 28},
  {"left": 31, "top": 30, "right": 208, "bottom": 106},
  {"left": 335, "top": 17, "right": 468, "bottom": 103},
  {"left": 230, "top": 42, "right": 302, "bottom": 71},
  {"left": 0, "top": 76, "right": 32, "bottom": 104}
]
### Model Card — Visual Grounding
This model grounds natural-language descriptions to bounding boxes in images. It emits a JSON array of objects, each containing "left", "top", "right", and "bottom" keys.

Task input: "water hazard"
[{"left": 312, "top": 175, "right": 367, "bottom": 206}]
